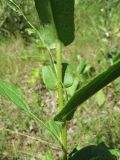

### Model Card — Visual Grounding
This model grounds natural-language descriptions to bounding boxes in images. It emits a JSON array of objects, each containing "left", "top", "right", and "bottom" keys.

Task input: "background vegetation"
[{"left": 0, "top": 0, "right": 120, "bottom": 159}]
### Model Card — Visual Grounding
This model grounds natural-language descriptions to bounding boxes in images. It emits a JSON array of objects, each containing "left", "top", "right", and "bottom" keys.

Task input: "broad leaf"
[
  {"left": 34, "top": 0, "right": 53, "bottom": 25},
  {"left": 34, "top": 0, "right": 75, "bottom": 46},
  {"left": 50, "top": 0, "right": 75, "bottom": 46},
  {"left": 68, "top": 143, "right": 115, "bottom": 160},
  {"left": 54, "top": 60, "right": 120, "bottom": 121},
  {"left": 0, "top": 80, "right": 31, "bottom": 112},
  {"left": 42, "top": 65, "right": 57, "bottom": 90},
  {"left": 42, "top": 63, "right": 73, "bottom": 90}
]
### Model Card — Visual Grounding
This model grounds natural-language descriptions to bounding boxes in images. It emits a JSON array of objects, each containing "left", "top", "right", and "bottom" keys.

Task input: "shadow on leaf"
[{"left": 68, "top": 142, "right": 116, "bottom": 160}]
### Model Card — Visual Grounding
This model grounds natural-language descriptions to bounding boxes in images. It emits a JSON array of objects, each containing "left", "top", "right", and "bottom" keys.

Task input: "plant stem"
[{"left": 56, "top": 41, "right": 67, "bottom": 160}]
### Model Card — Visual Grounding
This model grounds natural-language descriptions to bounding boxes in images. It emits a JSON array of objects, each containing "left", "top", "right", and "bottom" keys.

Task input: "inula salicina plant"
[{"left": 0, "top": 0, "right": 120, "bottom": 159}]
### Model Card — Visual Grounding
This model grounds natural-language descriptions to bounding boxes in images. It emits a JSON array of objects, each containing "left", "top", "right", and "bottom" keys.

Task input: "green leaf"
[
  {"left": 66, "top": 77, "right": 79, "bottom": 96},
  {"left": 45, "top": 120, "right": 62, "bottom": 142},
  {"left": 62, "top": 63, "right": 74, "bottom": 88},
  {"left": 110, "top": 149, "right": 120, "bottom": 158},
  {"left": 50, "top": 0, "right": 75, "bottom": 46},
  {"left": 0, "top": 80, "right": 31, "bottom": 112},
  {"left": 34, "top": 0, "right": 75, "bottom": 46},
  {"left": 42, "top": 63, "right": 73, "bottom": 90},
  {"left": 42, "top": 65, "right": 57, "bottom": 90},
  {"left": 54, "top": 60, "right": 120, "bottom": 121},
  {"left": 33, "top": 0, "right": 57, "bottom": 47},
  {"left": 76, "top": 58, "right": 86, "bottom": 74},
  {"left": 34, "top": 0, "right": 53, "bottom": 25},
  {"left": 68, "top": 143, "right": 115, "bottom": 160},
  {"left": 0, "top": 81, "right": 62, "bottom": 147},
  {"left": 96, "top": 90, "right": 105, "bottom": 106}
]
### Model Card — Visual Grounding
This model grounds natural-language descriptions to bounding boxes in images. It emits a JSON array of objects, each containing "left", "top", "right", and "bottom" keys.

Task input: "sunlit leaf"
[
  {"left": 0, "top": 80, "right": 31, "bottom": 112},
  {"left": 110, "top": 149, "right": 120, "bottom": 158}
]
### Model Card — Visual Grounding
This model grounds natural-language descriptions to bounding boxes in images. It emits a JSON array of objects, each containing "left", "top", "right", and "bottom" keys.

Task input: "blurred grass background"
[{"left": 0, "top": 0, "right": 120, "bottom": 159}]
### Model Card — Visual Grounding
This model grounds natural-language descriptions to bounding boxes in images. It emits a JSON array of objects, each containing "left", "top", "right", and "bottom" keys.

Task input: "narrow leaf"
[
  {"left": 62, "top": 63, "right": 73, "bottom": 88},
  {"left": 0, "top": 81, "right": 63, "bottom": 146},
  {"left": 0, "top": 80, "right": 31, "bottom": 112},
  {"left": 66, "top": 77, "right": 79, "bottom": 96},
  {"left": 54, "top": 60, "right": 120, "bottom": 121},
  {"left": 45, "top": 120, "right": 62, "bottom": 141},
  {"left": 76, "top": 58, "right": 86, "bottom": 74}
]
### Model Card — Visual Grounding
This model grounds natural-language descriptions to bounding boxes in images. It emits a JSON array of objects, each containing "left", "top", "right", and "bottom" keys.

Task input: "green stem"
[{"left": 56, "top": 41, "right": 67, "bottom": 160}]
